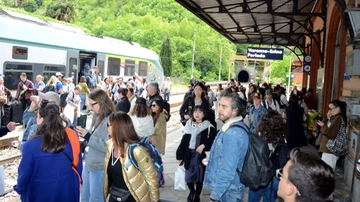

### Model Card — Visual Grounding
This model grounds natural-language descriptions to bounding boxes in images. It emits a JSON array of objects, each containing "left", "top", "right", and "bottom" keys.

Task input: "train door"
[
  {"left": 97, "top": 54, "right": 105, "bottom": 80},
  {"left": 79, "top": 52, "right": 96, "bottom": 83},
  {"left": 67, "top": 50, "right": 79, "bottom": 84}
]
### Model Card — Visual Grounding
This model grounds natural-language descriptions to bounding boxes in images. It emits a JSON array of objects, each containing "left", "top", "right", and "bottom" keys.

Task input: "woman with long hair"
[
  {"left": 77, "top": 76, "right": 90, "bottom": 112},
  {"left": 284, "top": 94, "right": 308, "bottom": 149},
  {"left": 149, "top": 98, "right": 169, "bottom": 155},
  {"left": 180, "top": 82, "right": 216, "bottom": 129},
  {"left": 103, "top": 111, "right": 159, "bottom": 202},
  {"left": 317, "top": 100, "right": 347, "bottom": 169},
  {"left": 15, "top": 102, "right": 82, "bottom": 201},
  {"left": 76, "top": 89, "right": 115, "bottom": 202},
  {"left": 248, "top": 110, "right": 288, "bottom": 202},
  {"left": 129, "top": 97, "right": 154, "bottom": 137},
  {"left": 176, "top": 105, "right": 216, "bottom": 202}
]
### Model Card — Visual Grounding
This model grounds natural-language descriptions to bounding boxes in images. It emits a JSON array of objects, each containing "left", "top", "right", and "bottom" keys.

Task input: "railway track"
[{"left": 0, "top": 154, "right": 21, "bottom": 165}]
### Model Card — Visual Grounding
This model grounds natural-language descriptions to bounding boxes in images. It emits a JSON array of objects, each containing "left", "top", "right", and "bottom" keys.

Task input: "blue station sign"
[{"left": 247, "top": 48, "right": 284, "bottom": 60}]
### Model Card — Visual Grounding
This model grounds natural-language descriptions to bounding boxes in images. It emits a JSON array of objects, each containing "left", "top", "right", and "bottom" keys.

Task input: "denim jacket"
[
  {"left": 204, "top": 116, "right": 249, "bottom": 201},
  {"left": 21, "top": 108, "right": 38, "bottom": 143},
  {"left": 247, "top": 105, "right": 267, "bottom": 134}
]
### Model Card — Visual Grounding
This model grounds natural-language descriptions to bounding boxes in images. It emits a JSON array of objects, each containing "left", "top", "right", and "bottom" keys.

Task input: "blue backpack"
[
  {"left": 126, "top": 136, "right": 165, "bottom": 187},
  {"left": 87, "top": 75, "right": 96, "bottom": 89}
]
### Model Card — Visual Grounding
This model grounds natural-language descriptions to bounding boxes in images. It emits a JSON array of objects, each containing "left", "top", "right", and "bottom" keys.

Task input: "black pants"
[{"left": 21, "top": 98, "right": 31, "bottom": 111}]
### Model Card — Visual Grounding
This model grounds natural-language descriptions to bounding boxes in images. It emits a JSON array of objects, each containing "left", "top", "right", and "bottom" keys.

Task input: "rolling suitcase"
[
  {"left": 11, "top": 103, "right": 23, "bottom": 123},
  {"left": 1, "top": 104, "right": 11, "bottom": 126}
]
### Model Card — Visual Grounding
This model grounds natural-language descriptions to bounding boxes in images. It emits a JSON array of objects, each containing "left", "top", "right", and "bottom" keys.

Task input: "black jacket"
[
  {"left": 116, "top": 97, "right": 131, "bottom": 113},
  {"left": 176, "top": 126, "right": 217, "bottom": 169}
]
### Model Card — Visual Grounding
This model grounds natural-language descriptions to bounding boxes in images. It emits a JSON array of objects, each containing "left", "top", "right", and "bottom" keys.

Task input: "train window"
[
  {"left": 108, "top": 57, "right": 120, "bottom": 75},
  {"left": 124, "top": 59, "right": 135, "bottom": 76},
  {"left": 3, "top": 63, "right": 33, "bottom": 90},
  {"left": 139, "top": 61, "right": 147, "bottom": 77},
  {"left": 98, "top": 60, "right": 104, "bottom": 73},
  {"left": 12, "top": 46, "right": 28, "bottom": 60},
  {"left": 69, "top": 58, "right": 78, "bottom": 70},
  {"left": 43, "top": 65, "right": 66, "bottom": 83}
]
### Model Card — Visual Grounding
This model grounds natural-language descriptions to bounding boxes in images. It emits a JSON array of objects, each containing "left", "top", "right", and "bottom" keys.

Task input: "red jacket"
[
  {"left": 15, "top": 80, "right": 34, "bottom": 100},
  {"left": 303, "top": 93, "right": 315, "bottom": 110}
]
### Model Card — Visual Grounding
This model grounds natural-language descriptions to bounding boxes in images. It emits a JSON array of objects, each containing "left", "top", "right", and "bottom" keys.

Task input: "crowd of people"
[
  {"left": 0, "top": 70, "right": 343, "bottom": 202},
  {"left": 179, "top": 78, "right": 342, "bottom": 202}
]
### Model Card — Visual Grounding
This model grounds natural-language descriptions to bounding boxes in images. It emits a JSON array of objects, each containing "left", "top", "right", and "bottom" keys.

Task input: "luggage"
[
  {"left": 77, "top": 113, "right": 87, "bottom": 128},
  {"left": 11, "top": 103, "right": 23, "bottom": 123},
  {"left": 1, "top": 104, "right": 11, "bottom": 126}
]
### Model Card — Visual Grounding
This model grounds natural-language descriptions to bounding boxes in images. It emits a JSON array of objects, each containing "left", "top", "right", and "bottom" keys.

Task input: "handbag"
[
  {"left": 174, "top": 165, "right": 186, "bottom": 191},
  {"left": 109, "top": 186, "right": 131, "bottom": 202},
  {"left": 326, "top": 117, "right": 349, "bottom": 156}
]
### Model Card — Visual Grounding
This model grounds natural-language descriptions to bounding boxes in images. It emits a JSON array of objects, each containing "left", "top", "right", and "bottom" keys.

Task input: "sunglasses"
[{"left": 276, "top": 168, "right": 301, "bottom": 196}]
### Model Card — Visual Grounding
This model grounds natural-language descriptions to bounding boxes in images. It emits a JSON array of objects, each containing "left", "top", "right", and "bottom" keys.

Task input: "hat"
[
  {"left": 55, "top": 72, "right": 63, "bottom": 77},
  {"left": 135, "top": 97, "right": 147, "bottom": 105},
  {"left": 265, "top": 89, "right": 272, "bottom": 95},
  {"left": 307, "top": 88, "right": 313, "bottom": 94},
  {"left": 38, "top": 92, "right": 60, "bottom": 105},
  {"left": 253, "top": 92, "right": 262, "bottom": 99}
]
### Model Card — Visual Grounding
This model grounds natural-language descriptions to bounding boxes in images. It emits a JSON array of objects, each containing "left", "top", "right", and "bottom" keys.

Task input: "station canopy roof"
[{"left": 175, "top": 0, "right": 323, "bottom": 51}]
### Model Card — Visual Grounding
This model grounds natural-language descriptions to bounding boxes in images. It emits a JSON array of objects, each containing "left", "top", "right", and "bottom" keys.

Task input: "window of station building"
[
  {"left": 12, "top": 46, "right": 28, "bottom": 60},
  {"left": 4, "top": 63, "right": 33, "bottom": 90},
  {"left": 108, "top": 57, "right": 120, "bottom": 75},
  {"left": 139, "top": 61, "right": 148, "bottom": 77},
  {"left": 124, "top": 59, "right": 135, "bottom": 76}
]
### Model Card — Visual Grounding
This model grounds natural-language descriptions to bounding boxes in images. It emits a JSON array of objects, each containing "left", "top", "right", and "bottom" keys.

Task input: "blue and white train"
[{"left": 0, "top": 9, "right": 164, "bottom": 91}]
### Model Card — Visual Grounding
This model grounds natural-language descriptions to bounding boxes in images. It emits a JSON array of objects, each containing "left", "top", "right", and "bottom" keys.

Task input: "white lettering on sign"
[
  {"left": 247, "top": 53, "right": 266, "bottom": 58},
  {"left": 247, "top": 48, "right": 283, "bottom": 55}
]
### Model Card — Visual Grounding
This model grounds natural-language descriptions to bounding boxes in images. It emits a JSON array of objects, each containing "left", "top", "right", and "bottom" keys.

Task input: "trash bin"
[{"left": 307, "top": 110, "right": 319, "bottom": 131}]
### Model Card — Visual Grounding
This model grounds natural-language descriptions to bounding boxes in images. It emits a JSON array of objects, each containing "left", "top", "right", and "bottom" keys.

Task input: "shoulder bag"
[{"left": 326, "top": 117, "right": 349, "bottom": 156}]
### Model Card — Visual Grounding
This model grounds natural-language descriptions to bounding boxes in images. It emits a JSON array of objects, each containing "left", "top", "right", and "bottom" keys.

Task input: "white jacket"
[{"left": 130, "top": 115, "right": 154, "bottom": 137}]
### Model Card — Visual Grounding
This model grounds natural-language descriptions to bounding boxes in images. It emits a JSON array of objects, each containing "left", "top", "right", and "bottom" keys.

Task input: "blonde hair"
[
  {"left": 74, "top": 85, "right": 82, "bottom": 91},
  {"left": 46, "top": 76, "right": 58, "bottom": 86}
]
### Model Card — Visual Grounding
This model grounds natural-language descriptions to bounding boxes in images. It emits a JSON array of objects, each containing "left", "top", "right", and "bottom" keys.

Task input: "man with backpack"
[
  {"left": 86, "top": 70, "right": 97, "bottom": 91},
  {"left": 203, "top": 89, "right": 249, "bottom": 201},
  {"left": 262, "top": 89, "right": 281, "bottom": 114},
  {"left": 245, "top": 92, "right": 267, "bottom": 133}
]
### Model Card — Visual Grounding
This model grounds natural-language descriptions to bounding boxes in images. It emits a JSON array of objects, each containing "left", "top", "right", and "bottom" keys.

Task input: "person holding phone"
[{"left": 75, "top": 89, "right": 115, "bottom": 202}]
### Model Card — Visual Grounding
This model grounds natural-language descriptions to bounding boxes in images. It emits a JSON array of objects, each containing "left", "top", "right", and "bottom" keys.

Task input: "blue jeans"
[
  {"left": 219, "top": 188, "right": 245, "bottom": 202},
  {"left": 79, "top": 94, "right": 86, "bottom": 112},
  {"left": 163, "top": 93, "right": 170, "bottom": 102},
  {"left": 81, "top": 161, "right": 105, "bottom": 202},
  {"left": 248, "top": 177, "right": 279, "bottom": 202}
]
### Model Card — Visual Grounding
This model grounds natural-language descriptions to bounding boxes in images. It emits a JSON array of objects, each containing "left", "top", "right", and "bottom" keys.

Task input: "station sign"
[{"left": 247, "top": 48, "right": 284, "bottom": 60}]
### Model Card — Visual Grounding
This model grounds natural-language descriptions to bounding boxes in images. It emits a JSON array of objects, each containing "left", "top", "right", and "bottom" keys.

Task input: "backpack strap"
[{"left": 63, "top": 127, "right": 82, "bottom": 185}]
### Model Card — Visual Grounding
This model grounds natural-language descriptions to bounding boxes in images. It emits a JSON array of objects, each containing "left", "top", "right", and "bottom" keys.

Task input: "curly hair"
[{"left": 256, "top": 109, "right": 287, "bottom": 147}]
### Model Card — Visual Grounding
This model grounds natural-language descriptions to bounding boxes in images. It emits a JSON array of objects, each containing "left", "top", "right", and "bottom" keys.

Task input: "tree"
[
  {"left": 22, "top": 0, "right": 38, "bottom": 12},
  {"left": 45, "top": 0, "right": 77, "bottom": 22},
  {"left": 160, "top": 36, "right": 172, "bottom": 77}
]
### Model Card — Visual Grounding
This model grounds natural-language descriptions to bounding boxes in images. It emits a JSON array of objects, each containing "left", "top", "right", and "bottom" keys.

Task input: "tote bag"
[{"left": 174, "top": 165, "right": 186, "bottom": 191}]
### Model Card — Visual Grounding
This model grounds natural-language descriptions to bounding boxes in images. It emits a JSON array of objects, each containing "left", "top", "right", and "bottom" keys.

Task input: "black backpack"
[
  {"left": 43, "top": 84, "right": 56, "bottom": 93},
  {"left": 270, "top": 141, "right": 290, "bottom": 175},
  {"left": 232, "top": 125, "right": 273, "bottom": 189}
]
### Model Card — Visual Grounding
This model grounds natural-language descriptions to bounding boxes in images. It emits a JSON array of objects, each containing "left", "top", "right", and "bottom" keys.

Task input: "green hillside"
[{"left": 0, "top": 0, "right": 238, "bottom": 82}]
